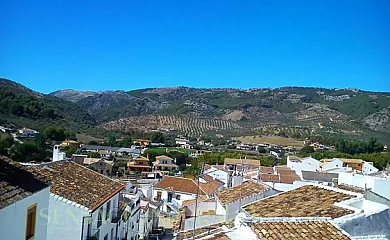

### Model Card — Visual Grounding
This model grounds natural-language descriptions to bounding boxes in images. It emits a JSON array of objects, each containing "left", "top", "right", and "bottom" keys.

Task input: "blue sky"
[{"left": 1, "top": 0, "right": 389, "bottom": 93}]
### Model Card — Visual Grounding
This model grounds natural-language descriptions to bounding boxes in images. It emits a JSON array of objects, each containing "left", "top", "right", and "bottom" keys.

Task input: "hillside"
[
  {"left": 1, "top": 78, "right": 390, "bottom": 142},
  {"left": 0, "top": 78, "right": 95, "bottom": 131}
]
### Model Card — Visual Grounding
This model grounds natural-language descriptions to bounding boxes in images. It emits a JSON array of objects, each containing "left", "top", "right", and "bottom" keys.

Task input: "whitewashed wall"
[
  {"left": 205, "top": 168, "right": 230, "bottom": 187},
  {"left": 321, "top": 159, "right": 344, "bottom": 171},
  {"left": 153, "top": 188, "right": 195, "bottom": 212},
  {"left": 287, "top": 158, "right": 319, "bottom": 177},
  {"left": 185, "top": 201, "right": 217, "bottom": 217},
  {"left": 0, "top": 187, "right": 50, "bottom": 240},
  {"left": 338, "top": 172, "right": 390, "bottom": 200},
  {"left": 184, "top": 215, "right": 226, "bottom": 231}
]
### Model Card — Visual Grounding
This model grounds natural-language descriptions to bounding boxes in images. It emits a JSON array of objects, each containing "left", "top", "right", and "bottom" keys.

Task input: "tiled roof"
[
  {"left": 260, "top": 166, "right": 275, "bottom": 174},
  {"left": 244, "top": 185, "right": 355, "bottom": 218},
  {"left": 302, "top": 170, "right": 338, "bottom": 182},
  {"left": 153, "top": 163, "right": 178, "bottom": 168},
  {"left": 156, "top": 155, "right": 173, "bottom": 160},
  {"left": 154, "top": 176, "right": 206, "bottom": 195},
  {"left": 199, "top": 175, "right": 224, "bottom": 195},
  {"left": 336, "top": 184, "right": 365, "bottom": 194},
  {"left": 29, "top": 161, "right": 124, "bottom": 211},
  {"left": 216, "top": 181, "right": 270, "bottom": 205},
  {"left": 224, "top": 158, "right": 261, "bottom": 166},
  {"left": 176, "top": 222, "right": 234, "bottom": 240},
  {"left": 0, "top": 157, "right": 51, "bottom": 210},
  {"left": 277, "top": 167, "right": 301, "bottom": 184},
  {"left": 252, "top": 220, "right": 351, "bottom": 240},
  {"left": 260, "top": 174, "right": 279, "bottom": 182}
]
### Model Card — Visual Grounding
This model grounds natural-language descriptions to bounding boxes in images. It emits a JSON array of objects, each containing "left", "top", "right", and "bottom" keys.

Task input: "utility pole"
[{"left": 192, "top": 162, "right": 205, "bottom": 240}]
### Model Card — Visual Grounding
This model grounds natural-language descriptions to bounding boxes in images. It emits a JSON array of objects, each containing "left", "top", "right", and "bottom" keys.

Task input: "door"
[{"left": 167, "top": 192, "right": 172, "bottom": 202}]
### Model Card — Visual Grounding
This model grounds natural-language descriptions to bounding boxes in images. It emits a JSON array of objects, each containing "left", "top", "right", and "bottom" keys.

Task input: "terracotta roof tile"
[
  {"left": 154, "top": 176, "right": 206, "bottom": 195},
  {"left": 252, "top": 220, "right": 351, "bottom": 240},
  {"left": 224, "top": 158, "right": 261, "bottom": 166},
  {"left": 176, "top": 222, "right": 234, "bottom": 240},
  {"left": 29, "top": 161, "right": 124, "bottom": 211},
  {"left": 244, "top": 185, "right": 355, "bottom": 218},
  {"left": 0, "top": 156, "right": 51, "bottom": 209},
  {"left": 336, "top": 184, "right": 365, "bottom": 194},
  {"left": 260, "top": 166, "right": 275, "bottom": 174},
  {"left": 199, "top": 175, "right": 224, "bottom": 195},
  {"left": 216, "top": 181, "right": 270, "bottom": 205},
  {"left": 260, "top": 174, "right": 279, "bottom": 182}
]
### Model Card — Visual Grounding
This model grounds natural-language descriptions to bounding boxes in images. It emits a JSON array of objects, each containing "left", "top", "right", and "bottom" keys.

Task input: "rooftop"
[
  {"left": 244, "top": 185, "right": 355, "bottom": 219},
  {"left": 216, "top": 181, "right": 270, "bottom": 205},
  {"left": 199, "top": 175, "right": 224, "bottom": 195},
  {"left": 176, "top": 222, "right": 234, "bottom": 240},
  {"left": 336, "top": 184, "right": 365, "bottom": 194},
  {"left": 0, "top": 157, "right": 51, "bottom": 210},
  {"left": 154, "top": 176, "right": 206, "bottom": 195},
  {"left": 251, "top": 220, "right": 351, "bottom": 240},
  {"left": 29, "top": 160, "right": 124, "bottom": 211},
  {"left": 224, "top": 158, "right": 261, "bottom": 166},
  {"left": 156, "top": 155, "right": 173, "bottom": 160},
  {"left": 302, "top": 170, "right": 338, "bottom": 182}
]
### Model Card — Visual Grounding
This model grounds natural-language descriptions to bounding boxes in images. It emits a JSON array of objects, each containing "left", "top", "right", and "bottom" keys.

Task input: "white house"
[
  {"left": 0, "top": 157, "right": 51, "bottom": 240},
  {"left": 28, "top": 160, "right": 128, "bottom": 240},
  {"left": 175, "top": 138, "right": 190, "bottom": 146},
  {"left": 152, "top": 176, "right": 223, "bottom": 214},
  {"left": 152, "top": 155, "right": 179, "bottom": 171},
  {"left": 18, "top": 127, "right": 38, "bottom": 137},
  {"left": 121, "top": 191, "right": 141, "bottom": 240}
]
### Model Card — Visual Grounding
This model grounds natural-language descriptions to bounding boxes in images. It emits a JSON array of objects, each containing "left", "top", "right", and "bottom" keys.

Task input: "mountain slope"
[
  {"left": 50, "top": 89, "right": 97, "bottom": 102},
  {"left": 0, "top": 78, "right": 95, "bottom": 131}
]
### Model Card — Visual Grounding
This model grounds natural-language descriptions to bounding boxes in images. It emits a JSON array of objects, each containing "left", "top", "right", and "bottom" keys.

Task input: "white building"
[
  {"left": 242, "top": 184, "right": 390, "bottom": 239},
  {"left": 338, "top": 171, "right": 390, "bottom": 200},
  {"left": 28, "top": 160, "right": 130, "bottom": 240},
  {"left": 121, "top": 191, "right": 141, "bottom": 240},
  {"left": 18, "top": 127, "right": 38, "bottom": 137},
  {"left": 175, "top": 138, "right": 190, "bottom": 146},
  {"left": 153, "top": 176, "right": 223, "bottom": 214},
  {"left": 139, "top": 197, "right": 161, "bottom": 240},
  {"left": 204, "top": 164, "right": 231, "bottom": 188},
  {"left": 152, "top": 155, "right": 179, "bottom": 171},
  {"left": 0, "top": 157, "right": 51, "bottom": 240},
  {"left": 287, "top": 155, "right": 320, "bottom": 177}
]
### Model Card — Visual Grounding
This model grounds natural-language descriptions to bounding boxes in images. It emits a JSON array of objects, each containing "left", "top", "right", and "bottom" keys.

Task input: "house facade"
[
  {"left": 153, "top": 155, "right": 178, "bottom": 171},
  {"left": 127, "top": 156, "right": 150, "bottom": 172},
  {"left": 204, "top": 164, "right": 231, "bottom": 188},
  {"left": 139, "top": 198, "right": 161, "bottom": 240},
  {"left": 28, "top": 160, "right": 130, "bottom": 240},
  {"left": 0, "top": 157, "right": 51, "bottom": 240},
  {"left": 18, "top": 127, "right": 38, "bottom": 137}
]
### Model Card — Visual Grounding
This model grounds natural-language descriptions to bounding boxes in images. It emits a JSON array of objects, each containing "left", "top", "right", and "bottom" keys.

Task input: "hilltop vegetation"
[{"left": 1, "top": 78, "right": 390, "bottom": 143}]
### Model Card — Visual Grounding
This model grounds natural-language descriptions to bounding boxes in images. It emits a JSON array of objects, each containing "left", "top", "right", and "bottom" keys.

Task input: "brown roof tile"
[
  {"left": 244, "top": 185, "right": 355, "bottom": 218},
  {"left": 216, "top": 181, "right": 270, "bottom": 205},
  {"left": 260, "top": 174, "right": 279, "bottom": 182},
  {"left": 154, "top": 176, "right": 206, "bottom": 195},
  {"left": 0, "top": 157, "right": 51, "bottom": 209},
  {"left": 252, "top": 221, "right": 351, "bottom": 240},
  {"left": 176, "top": 222, "right": 234, "bottom": 240},
  {"left": 224, "top": 158, "right": 261, "bottom": 166},
  {"left": 29, "top": 161, "right": 124, "bottom": 211},
  {"left": 260, "top": 166, "right": 275, "bottom": 174},
  {"left": 199, "top": 175, "right": 224, "bottom": 195},
  {"left": 336, "top": 184, "right": 365, "bottom": 194}
]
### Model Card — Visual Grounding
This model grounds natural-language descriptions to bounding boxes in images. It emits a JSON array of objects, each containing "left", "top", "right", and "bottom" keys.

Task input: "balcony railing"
[{"left": 111, "top": 209, "right": 123, "bottom": 223}]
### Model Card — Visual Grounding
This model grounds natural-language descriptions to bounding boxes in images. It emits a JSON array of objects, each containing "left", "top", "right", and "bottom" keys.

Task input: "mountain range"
[{"left": 1, "top": 78, "right": 390, "bottom": 143}]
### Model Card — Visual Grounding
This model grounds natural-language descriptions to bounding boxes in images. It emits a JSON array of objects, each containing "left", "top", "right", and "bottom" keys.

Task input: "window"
[
  {"left": 176, "top": 194, "right": 181, "bottom": 200},
  {"left": 167, "top": 192, "right": 173, "bottom": 202},
  {"left": 157, "top": 191, "right": 162, "bottom": 201},
  {"left": 26, "top": 203, "right": 37, "bottom": 240},
  {"left": 97, "top": 208, "right": 103, "bottom": 228},
  {"left": 110, "top": 228, "right": 114, "bottom": 240},
  {"left": 106, "top": 200, "right": 111, "bottom": 220},
  {"left": 104, "top": 234, "right": 108, "bottom": 240}
]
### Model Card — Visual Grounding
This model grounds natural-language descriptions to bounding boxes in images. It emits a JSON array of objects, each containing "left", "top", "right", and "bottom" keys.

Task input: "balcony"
[{"left": 111, "top": 209, "right": 123, "bottom": 223}]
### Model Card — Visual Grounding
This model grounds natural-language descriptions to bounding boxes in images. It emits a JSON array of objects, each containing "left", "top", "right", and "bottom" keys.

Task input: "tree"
[
  {"left": 149, "top": 132, "right": 165, "bottom": 143},
  {"left": 119, "top": 136, "right": 133, "bottom": 147},
  {"left": 9, "top": 142, "right": 46, "bottom": 162},
  {"left": 65, "top": 146, "right": 78, "bottom": 157},
  {"left": 107, "top": 136, "right": 117, "bottom": 146},
  {"left": 300, "top": 146, "right": 315, "bottom": 154},
  {"left": 86, "top": 152, "right": 101, "bottom": 158},
  {"left": 0, "top": 135, "right": 14, "bottom": 156},
  {"left": 88, "top": 140, "right": 99, "bottom": 145}
]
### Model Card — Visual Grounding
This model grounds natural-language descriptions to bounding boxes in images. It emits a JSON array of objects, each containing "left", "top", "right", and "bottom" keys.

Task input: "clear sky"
[{"left": 1, "top": 0, "right": 389, "bottom": 93}]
